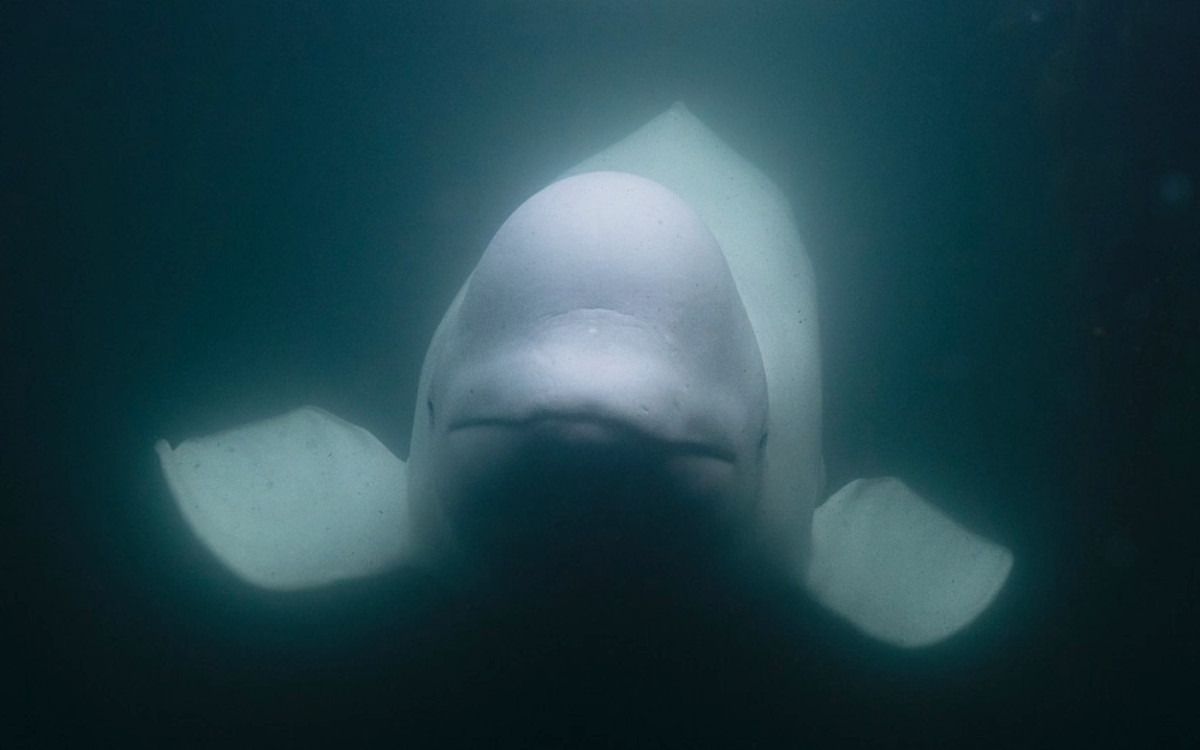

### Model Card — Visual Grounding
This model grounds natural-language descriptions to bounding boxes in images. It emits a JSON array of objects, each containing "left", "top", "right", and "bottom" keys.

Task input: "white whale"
[{"left": 155, "top": 103, "right": 1012, "bottom": 648}]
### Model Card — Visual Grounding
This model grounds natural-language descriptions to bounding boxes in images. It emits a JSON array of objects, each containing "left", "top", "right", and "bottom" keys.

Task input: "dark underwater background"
[{"left": 4, "top": 1, "right": 1198, "bottom": 746}]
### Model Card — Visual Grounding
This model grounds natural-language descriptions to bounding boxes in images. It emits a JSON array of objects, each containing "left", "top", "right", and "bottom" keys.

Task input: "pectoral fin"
[
  {"left": 155, "top": 406, "right": 411, "bottom": 591},
  {"left": 804, "top": 477, "right": 1013, "bottom": 648}
]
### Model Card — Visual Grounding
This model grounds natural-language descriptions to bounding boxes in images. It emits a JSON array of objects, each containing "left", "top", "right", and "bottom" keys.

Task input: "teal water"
[{"left": 5, "top": 2, "right": 1197, "bottom": 746}]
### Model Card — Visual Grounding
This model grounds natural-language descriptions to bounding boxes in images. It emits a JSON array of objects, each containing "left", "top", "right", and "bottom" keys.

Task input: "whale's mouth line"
[{"left": 446, "top": 413, "right": 737, "bottom": 464}]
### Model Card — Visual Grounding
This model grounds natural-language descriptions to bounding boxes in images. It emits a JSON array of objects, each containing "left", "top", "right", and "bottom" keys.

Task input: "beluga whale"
[{"left": 156, "top": 103, "right": 1012, "bottom": 648}]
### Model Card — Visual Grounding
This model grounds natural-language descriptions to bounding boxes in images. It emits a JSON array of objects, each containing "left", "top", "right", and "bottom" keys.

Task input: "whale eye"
[
  {"left": 427, "top": 398, "right": 435, "bottom": 426},
  {"left": 758, "top": 431, "right": 768, "bottom": 453}
]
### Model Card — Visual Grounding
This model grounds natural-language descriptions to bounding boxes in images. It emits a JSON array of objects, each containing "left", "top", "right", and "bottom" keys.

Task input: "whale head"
[{"left": 408, "top": 172, "right": 768, "bottom": 581}]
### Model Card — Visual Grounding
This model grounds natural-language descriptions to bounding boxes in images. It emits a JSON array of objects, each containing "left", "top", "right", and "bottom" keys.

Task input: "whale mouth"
[
  {"left": 447, "top": 413, "right": 737, "bottom": 464},
  {"left": 431, "top": 306, "right": 758, "bottom": 466},
  {"left": 432, "top": 415, "right": 747, "bottom": 584}
]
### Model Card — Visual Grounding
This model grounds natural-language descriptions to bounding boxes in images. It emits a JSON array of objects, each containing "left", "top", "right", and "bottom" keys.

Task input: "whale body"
[{"left": 156, "top": 103, "right": 1012, "bottom": 648}]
